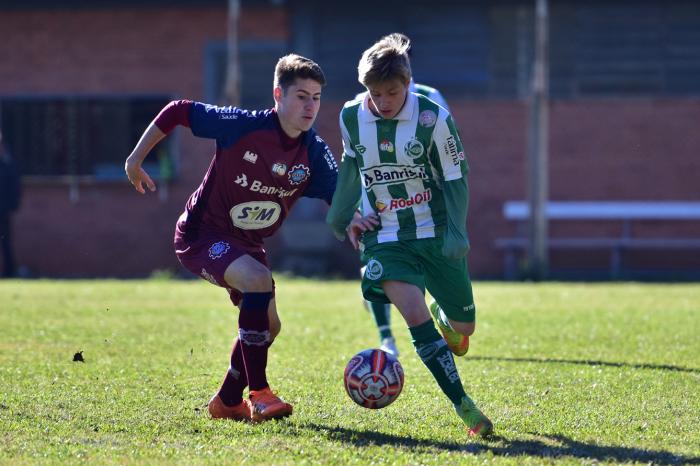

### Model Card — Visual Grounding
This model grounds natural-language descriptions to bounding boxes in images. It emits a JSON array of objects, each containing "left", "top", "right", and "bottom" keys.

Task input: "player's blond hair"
[
  {"left": 357, "top": 33, "right": 412, "bottom": 87},
  {"left": 274, "top": 54, "right": 326, "bottom": 92}
]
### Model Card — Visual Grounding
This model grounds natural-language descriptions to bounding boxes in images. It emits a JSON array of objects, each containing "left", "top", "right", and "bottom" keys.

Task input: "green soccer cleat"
[
  {"left": 429, "top": 301, "right": 469, "bottom": 356},
  {"left": 455, "top": 397, "right": 493, "bottom": 438}
]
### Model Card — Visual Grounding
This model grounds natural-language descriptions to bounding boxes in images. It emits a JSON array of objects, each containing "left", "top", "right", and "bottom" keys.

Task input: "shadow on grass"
[
  {"left": 468, "top": 355, "right": 699, "bottom": 374},
  {"left": 303, "top": 423, "right": 699, "bottom": 464}
]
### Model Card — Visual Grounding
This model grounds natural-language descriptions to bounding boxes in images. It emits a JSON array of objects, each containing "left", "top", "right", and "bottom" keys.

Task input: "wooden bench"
[{"left": 495, "top": 201, "right": 700, "bottom": 280}]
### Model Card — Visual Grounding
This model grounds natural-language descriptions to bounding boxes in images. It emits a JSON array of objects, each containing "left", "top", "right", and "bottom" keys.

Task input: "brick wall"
[{"left": 2, "top": 7, "right": 699, "bottom": 278}]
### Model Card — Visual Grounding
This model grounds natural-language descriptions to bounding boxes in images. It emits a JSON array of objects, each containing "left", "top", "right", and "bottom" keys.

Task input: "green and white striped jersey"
[{"left": 340, "top": 92, "right": 467, "bottom": 247}]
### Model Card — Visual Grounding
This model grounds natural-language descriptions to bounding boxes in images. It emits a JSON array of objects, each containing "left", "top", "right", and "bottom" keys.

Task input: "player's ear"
[{"left": 273, "top": 86, "right": 283, "bottom": 104}]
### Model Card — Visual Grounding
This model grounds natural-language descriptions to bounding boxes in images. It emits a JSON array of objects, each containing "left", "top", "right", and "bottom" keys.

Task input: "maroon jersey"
[{"left": 155, "top": 100, "right": 338, "bottom": 247}]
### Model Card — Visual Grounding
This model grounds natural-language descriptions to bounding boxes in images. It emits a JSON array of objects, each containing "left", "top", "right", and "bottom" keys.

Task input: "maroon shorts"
[{"left": 174, "top": 226, "right": 273, "bottom": 307}]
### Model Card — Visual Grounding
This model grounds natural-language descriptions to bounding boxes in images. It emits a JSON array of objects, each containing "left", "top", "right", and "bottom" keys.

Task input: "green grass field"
[{"left": 1, "top": 278, "right": 699, "bottom": 465}]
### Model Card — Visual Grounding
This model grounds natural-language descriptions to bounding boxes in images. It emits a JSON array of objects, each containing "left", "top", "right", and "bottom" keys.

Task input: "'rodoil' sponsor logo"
[
  {"left": 230, "top": 201, "right": 281, "bottom": 230},
  {"left": 376, "top": 189, "right": 432, "bottom": 213},
  {"left": 361, "top": 164, "right": 428, "bottom": 188}
]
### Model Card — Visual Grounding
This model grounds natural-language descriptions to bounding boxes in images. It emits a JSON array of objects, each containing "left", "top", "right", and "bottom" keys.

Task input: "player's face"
[
  {"left": 275, "top": 78, "right": 322, "bottom": 138},
  {"left": 366, "top": 79, "right": 409, "bottom": 119}
]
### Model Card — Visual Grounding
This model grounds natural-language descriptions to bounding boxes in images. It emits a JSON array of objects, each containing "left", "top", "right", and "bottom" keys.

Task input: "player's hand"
[
  {"left": 125, "top": 156, "right": 156, "bottom": 194},
  {"left": 347, "top": 214, "right": 379, "bottom": 250}
]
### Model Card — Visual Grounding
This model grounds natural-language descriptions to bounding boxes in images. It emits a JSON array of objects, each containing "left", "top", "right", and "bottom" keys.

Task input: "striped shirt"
[{"left": 339, "top": 92, "right": 467, "bottom": 247}]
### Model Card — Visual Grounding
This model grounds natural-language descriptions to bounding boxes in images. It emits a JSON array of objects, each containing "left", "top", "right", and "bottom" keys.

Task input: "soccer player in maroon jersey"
[{"left": 125, "top": 54, "right": 337, "bottom": 422}]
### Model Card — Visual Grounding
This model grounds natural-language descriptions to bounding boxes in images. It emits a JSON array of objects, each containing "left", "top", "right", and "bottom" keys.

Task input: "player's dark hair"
[
  {"left": 274, "top": 54, "right": 326, "bottom": 92},
  {"left": 358, "top": 33, "right": 412, "bottom": 87}
]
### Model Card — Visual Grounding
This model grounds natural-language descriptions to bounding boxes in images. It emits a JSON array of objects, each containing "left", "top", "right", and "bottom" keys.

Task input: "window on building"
[{"left": 0, "top": 96, "right": 173, "bottom": 180}]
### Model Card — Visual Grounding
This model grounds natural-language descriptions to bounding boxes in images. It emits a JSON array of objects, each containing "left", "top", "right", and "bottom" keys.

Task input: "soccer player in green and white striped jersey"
[
  {"left": 353, "top": 33, "right": 451, "bottom": 358},
  {"left": 327, "top": 33, "right": 492, "bottom": 438}
]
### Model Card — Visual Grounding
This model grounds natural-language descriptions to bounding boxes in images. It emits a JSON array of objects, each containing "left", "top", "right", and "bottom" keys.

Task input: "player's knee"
[
  {"left": 450, "top": 320, "right": 475, "bottom": 336},
  {"left": 269, "top": 319, "right": 281, "bottom": 341}
]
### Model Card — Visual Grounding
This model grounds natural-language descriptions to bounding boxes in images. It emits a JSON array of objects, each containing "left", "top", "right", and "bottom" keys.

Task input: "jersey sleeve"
[
  {"left": 433, "top": 111, "right": 468, "bottom": 181},
  {"left": 302, "top": 135, "right": 338, "bottom": 205},
  {"left": 153, "top": 100, "right": 193, "bottom": 134}
]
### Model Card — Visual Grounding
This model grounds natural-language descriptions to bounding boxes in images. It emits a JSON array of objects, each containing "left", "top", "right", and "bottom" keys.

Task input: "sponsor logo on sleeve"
[
  {"left": 444, "top": 135, "right": 462, "bottom": 165},
  {"left": 323, "top": 147, "right": 338, "bottom": 170},
  {"left": 287, "top": 164, "right": 310, "bottom": 185},
  {"left": 208, "top": 241, "right": 231, "bottom": 260},
  {"left": 403, "top": 137, "right": 425, "bottom": 159},
  {"left": 355, "top": 144, "right": 367, "bottom": 155},
  {"left": 230, "top": 201, "right": 281, "bottom": 230},
  {"left": 419, "top": 110, "right": 437, "bottom": 127}
]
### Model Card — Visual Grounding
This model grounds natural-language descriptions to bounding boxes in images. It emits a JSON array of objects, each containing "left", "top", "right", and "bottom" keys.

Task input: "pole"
[
  {"left": 527, "top": 0, "right": 549, "bottom": 280},
  {"left": 224, "top": 0, "right": 241, "bottom": 106}
]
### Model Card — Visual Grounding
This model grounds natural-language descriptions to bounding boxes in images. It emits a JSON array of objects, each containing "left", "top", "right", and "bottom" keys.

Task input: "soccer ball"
[{"left": 343, "top": 348, "right": 404, "bottom": 409}]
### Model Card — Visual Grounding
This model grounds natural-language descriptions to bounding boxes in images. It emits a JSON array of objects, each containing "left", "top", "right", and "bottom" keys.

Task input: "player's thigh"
[
  {"left": 421, "top": 240, "right": 476, "bottom": 324},
  {"left": 224, "top": 254, "right": 272, "bottom": 292},
  {"left": 360, "top": 242, "right": 425, "bottom": 305},
  {"left": 381, "top": 280, "right": 430, "bottom": 327}
]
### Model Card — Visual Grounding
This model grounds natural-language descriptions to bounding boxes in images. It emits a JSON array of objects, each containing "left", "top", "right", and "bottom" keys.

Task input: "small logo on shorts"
[
  {"left": 208, "top": 241, "right": 230, "bottom": 260},
  {"left": 364, "top": 259, "right": 383, "bottom": 280},
  {"left": 200, "top": 268, "right": 218, "bottom": 286}
]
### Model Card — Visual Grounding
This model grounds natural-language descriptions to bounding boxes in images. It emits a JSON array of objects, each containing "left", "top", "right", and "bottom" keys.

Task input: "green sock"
[
  {"left": 369, "top": 301, "right": 393, "bottom": 340},
  {"left": 409, "top": 319, "right": 467, "bottom": 405}
]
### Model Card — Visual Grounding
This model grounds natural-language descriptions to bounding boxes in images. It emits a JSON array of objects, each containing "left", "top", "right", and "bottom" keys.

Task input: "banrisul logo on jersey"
[
  {"left": 361, "top": 164, "right": 428, "bottom": 189},
  {"left": 230, "top": 201, "right": 281, "bottom": 230}
]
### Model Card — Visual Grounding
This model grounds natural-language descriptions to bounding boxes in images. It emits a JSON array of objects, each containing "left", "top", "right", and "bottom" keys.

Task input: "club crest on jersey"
[
  {"left": 208, "top": 241, "right": 230, "bottom": 260},
  {"left": 379, "top": 140, "right": 394, "bottom": 153},
  {"left": 271, "top": 163, "right": 287, "bottom": 176},
  {"left": 404, "top": 137, "right": 425, "bottom": 159},
  {"left": 365, "top": 259, "right": 383, "bottom": 280},
  {"left": 287, "top": 164, "right": 310, "bottom": 185},
  {"left": 419, "top": 110, "right": 437, "bottom": 128},
  {"left": 243, "top": 150, "right": 258, "bottom": 164}
]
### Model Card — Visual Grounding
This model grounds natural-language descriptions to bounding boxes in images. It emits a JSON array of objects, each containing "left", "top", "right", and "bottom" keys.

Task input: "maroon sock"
[
  {"left": 217, "top": 338, "right": 248, "bottom": 406},
  {"left": 238, "top": 292, "right": 272, "bottom": 391}
]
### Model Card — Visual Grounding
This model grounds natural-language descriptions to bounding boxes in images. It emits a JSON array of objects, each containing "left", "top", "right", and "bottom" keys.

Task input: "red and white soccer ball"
[{"left": 343, "top": 348, "right": 404, "bottom": 409}]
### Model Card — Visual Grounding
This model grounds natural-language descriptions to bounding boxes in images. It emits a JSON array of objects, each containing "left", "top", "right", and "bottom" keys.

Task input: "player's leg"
[
  {"left": 421, "top": 240, "right": 492, "bottom": 437},
  {"left": 361, "top": 265, "right": 397, "bottom": 356},
  {"left": 224, "top": 255, "right": 292, "bottom": 421},
  {"left": 174, "top": 235, "right": 256, "bottom": 420}
]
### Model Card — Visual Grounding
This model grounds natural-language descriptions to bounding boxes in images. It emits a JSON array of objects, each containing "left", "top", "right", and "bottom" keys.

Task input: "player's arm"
[
  {"left": 125, "top": 100, "right": 192, "bottom": 194},
  {"left": 434, "top": 113, "right": 470, "bottom": 259},
  {"left": 326, "top": 152, "right": 363, "bottom": 241}
]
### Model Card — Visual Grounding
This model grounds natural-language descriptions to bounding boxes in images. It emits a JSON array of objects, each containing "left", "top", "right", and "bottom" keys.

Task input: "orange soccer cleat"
[
  {"left": 249, "top": 387, "right": 293, "bottom": 422},
  {"left": 208, "top": 395, "right": 253, "bottom": 421}
]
